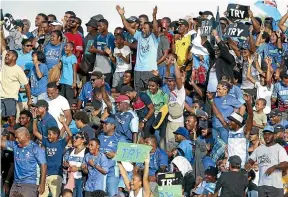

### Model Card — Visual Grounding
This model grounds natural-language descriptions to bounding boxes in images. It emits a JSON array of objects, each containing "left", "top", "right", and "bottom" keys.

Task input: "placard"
[
  {"left": 159, "top": 185, "right": 182, "bottom": 197},
  {"left": 157, "top": 172, "right": 183, "bottom": 186},
  {"left": 114, "top": 142, "right": 152, "bottom": 163},
  {"left": 200, "top": 20, "right": 213, "bottom": 36},
  {"left": 227, "top": 4, "right": 249, "bottom": 19},
  {"left": 225, "top": 23, "right": 249, "bottom": 38}
]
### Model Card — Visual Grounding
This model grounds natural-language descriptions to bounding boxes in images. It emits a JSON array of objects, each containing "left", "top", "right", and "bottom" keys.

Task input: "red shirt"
[{"left": 64, "top": 32, "right": 84, "bottom": 64}]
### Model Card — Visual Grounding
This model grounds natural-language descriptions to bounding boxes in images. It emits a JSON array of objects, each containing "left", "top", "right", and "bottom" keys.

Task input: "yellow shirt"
[
  {"left": 0, "top": 63, "right": 28, "bottom": 99},
  {"left": 175, "top": 35, "right": 191, "bottom": 67},
  {"left": 283, "top": 173, "right": 288, "bottom": 194}
]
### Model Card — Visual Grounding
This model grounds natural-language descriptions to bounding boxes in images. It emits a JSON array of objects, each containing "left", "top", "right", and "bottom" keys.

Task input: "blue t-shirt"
[
  {"left": 59, "top": 54, "right": 77, "bottom": 86},
  {"left": 44, "top": 42, "right": 65, "bottom": 70},
  {"left": 177, "top": 139, "right": 193, "bottom": 164},
  {"left": 149, "top": 148, "right": 168, "bottom": 176},
  {"left": 80, "top": 125, "right": 95, "bottom": 141},
  {"left": 16, "top": 50, "right": 33, "bottom": 67},
  {"left": 213, "top": 95, "right": 242, "bottom": 128},
  {"left": 6, "top": 141, "right": 46, "bottom": 184},
  {"left": 42, "top": 138, "right": 67, "bottom": 176},
  {"left": 83, "top": 152, "right": 109, "bottom": 192},
  {"left": 158, "top": 64, "right": 175, "bottom": 84},
  {"left": 229, "top": 85, "right": 245, "bottom": 104},
  {"left": 28, "top": 63, "right": 48, "bottom": 96},
  {"left": 37, "top": 112, "right": 58, "bottom": 137},
  {"left": 134, "top": 31, "right": 159, "bottom": 71},
  {"left": 98, "top": 132, "right": 126, "bottom": 176},
  {"left": 256, "top": 43, "right": 283, "bottom": 70},
  {"left": 272, "top": 81, "right": 288, "bottom": 111}
]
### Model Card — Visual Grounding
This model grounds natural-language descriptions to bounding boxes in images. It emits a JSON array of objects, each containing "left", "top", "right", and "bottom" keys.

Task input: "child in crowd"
[
  {"left": 253, "top": 98, "right": 267, "bottom": 140},
  {"left": 105, "top": 34, "right": 131, "bottom": 88},
  {"left": 58, "top": 42, "right": 77, "bottom": 104}
]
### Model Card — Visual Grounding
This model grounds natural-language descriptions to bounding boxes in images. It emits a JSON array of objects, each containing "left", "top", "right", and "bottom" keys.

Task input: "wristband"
[
  {"left": 5, "top": 180, "right": 9, "bottom": 184},
  {"left": 208, "top": 99, "right": 214, "bottom": 104},
  {"left": 33, "top": 118, "right": 38, "bottom": 121},
  {"left": 142, "top": 118, "right": 148, "bottom": 123}
]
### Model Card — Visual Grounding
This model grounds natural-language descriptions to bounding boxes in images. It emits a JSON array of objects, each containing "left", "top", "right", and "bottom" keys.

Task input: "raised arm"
[
  {"left": 143, "top": 154, "right": 151, "bottom": 197},
  {"left": 248, "top": 9, "right": 260, "bottom": 33},
  {"left": 246, "top": 57, "right": 256, "bottom": 84},
  {"left": 58, "top": 114, "right": 73, "bottom": 142},
  {"left": 278, "top": 10, "right": 288, "bottom": 33},
  {"left": 118, "top": 162, "right": 131, "bottom": 190},
  {"left": 174, "top": 62, "right": 182, "bottom": 90},
  {"left": 116, "top": 5, "right": 136, "bottom": 36},
  {"left": 255, "top": 24, "right": 265, "bottom": 47},
  {"left": 207, "top": 92, "right": 228, "bottom": 128},
  {"left": 152, "top": 6, "right": 159, "bottom": 38},
  {"left": 243, "top": 94, "right": 253, "bottom": 137}
]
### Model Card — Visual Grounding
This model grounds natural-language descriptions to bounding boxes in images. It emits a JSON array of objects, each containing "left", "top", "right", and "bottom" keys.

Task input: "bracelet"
[
  {"left": 142, "top": 118, "right": 148, "bottom": 123},
  {"left": 33, "top": 118, "right": 38, "bottom": 121},
  {"left": 208, "top": 99, "right": 214, "bottom": 104},
  {"left": 5, "top": 180, "right": 9, "bottom": 184}
]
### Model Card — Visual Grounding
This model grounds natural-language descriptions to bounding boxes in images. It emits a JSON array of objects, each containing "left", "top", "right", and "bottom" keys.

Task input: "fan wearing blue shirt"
[
  {"left": 1, "top": 127, "right": 47, "bottom": 197},
  {"left": 116, "top": 5, "right": 159, "bottom": 91},
  {"left": 33, "top": 116, "right": 73, "bottom": 197},
  {"left": 171, "top": 127, "right": 194, "bottom": 164},
  {"left": 98, "top": 116, "right": 126, "bottom": 197},
  {"left": 31, "top": 100, "right": 58, "bottom": 138},
  {"left": 81, "top": 138, "right": 109, "bottom": 195}
]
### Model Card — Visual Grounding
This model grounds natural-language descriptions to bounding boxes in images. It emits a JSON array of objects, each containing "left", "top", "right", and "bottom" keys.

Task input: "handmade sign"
[
  {"left": 157, "top": 172, "right": 183, "bottom": 186},
  {"left": 227, "top": 4, "right": 249, "bottom": 19},
  {"left": 159, "top": 185, "right": 182, "bottom": 197},
  {"left": 225, "top": 23, "right": 249, "bottom": 38},
  {"left": 114, "top": 142, "right": 152, "bottom": 163}
]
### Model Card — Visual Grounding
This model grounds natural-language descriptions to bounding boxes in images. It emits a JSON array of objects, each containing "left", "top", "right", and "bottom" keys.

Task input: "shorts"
[
  {"left": 9, "top": 183, "right": 38, "bottom": 197},
  {"left": 258, "top": 185, "right": 284, "bottom": 197},
  {"left": 1, "top": 98, "right": 17, "bottom": 117}
]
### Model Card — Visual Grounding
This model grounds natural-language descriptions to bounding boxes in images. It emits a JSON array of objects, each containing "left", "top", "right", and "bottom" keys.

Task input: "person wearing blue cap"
[
  {"left": 246, "top": 125, "right": 288, "bottom": 197},
  {"left": 98, "top": 116, "right": 126, "bottom": 197},
  {"left": 167, "top": 127, "right": 193, "bottom": 164}
]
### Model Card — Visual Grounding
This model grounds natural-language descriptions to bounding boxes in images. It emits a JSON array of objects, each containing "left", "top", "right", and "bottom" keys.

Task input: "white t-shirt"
[
  {"left": 168, "top": 86, "right": 185, "bottom": 123},
  {"left": 129, "top": 188, "right": 144, "bottom": 197},
  {"left": 207, "top": 64, "right": 218, "bottom": 93},
  {"left": 254, "top": 82, "right": 273, "bottom": 114},
  {"left": 114, "top": 46, "right": 132, "bottom": 72},
  {"left": 46, "top": 95, "right": 70, "bottom": 129},
  {"left": 68, "top": 148, "right": 86, "bottom": 179},
  {"left": 250, "top": 143, "right": 288, "bottom": 188},
  {"left": 228, "top": 126, "right": 248, "bottom": 168}
]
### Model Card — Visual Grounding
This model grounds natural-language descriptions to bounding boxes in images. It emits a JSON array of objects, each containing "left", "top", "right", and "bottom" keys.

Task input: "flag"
[
  {"left": 255, "top": 0, "right": 281, "bottom": 31},
  {"left": 216, "top": 6, "right": 222, "bottom": 39}
]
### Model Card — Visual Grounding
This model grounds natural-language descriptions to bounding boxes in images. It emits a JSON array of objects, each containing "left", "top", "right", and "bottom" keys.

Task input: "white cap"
[{"left": 50, "top": 21, "right": 63, "bottom": 26}]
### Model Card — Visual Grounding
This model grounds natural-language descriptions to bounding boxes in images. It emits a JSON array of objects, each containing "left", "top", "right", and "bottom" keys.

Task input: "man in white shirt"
[
  {"left": 162, "top": 64, "right": 185, "bottom": 151},
  {"left": 246, "top": 126, "right": 288, "bottom": 197},
  {"left": 46, "top": 82, "right": 72, "bottom": 134}
]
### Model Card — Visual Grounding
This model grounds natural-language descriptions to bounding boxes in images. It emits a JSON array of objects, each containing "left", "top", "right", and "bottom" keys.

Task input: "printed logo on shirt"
[
  {"left": 258, "top": 154, "right": 271, "bottom": 165},
  {"left": 25, "top": 151, "right": 31, "bottom": 159},
  {"left": 140, "top": 39, "right": 150, "bottom": 53},
  {"left": 47, "top": 147, "right": 57, "bottom": 157}
]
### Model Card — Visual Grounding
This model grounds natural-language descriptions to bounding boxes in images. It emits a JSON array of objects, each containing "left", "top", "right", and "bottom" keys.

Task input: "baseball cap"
[
  {"left": 50, "top": 20, "right": 63, "bottom": 26},
  {"left": 173, "top": 127, "right": 189, "bottom": 139},
  {"left": 85, "top": 19, "right": 98, "bottom": 28},
  {"left": 127, "top": 16, "right": 140, "bottom": 23},
  {"left": 120, "top": 85, "right": 134, "bottom": 94},
  {"left": 227, "top": 112, "right": 243, "bottom": 126},
  {"left": 199, "top": 11, "right": 214, "bottom": 17},
  {"left": 91, "top": 14, "right": 104, "bottom": 21},
  {"left": 177, "top": 19, "right": 189, "bottom": 27},
  {"left": 228, "top": 155, "right": 242, "bottom": 166},
  {"left": 250, "top": 127, "right": 259, "bottom": 135},
  {"left": 263, "top": 125, "right": 275, "bottom": 133},
  {"left": 269, "top": 108, "right": 282, "bottom": 117},
  {"left": 164, "top": 73, "right": 176, "bottom": 80},
  {"left": 32, "top": 100, "right": 49, "bottom": 108},
  {"left": 101, "top": 116, "right": 117, "bottom": 125},
  {"left": 274, "top": 124, "right": 285, "bottom": 133},
  {"left": 205, "top": 166, "right": 218, "bottom": 177},
  {"left": 115, "top": 95, "right": 130, "bottom": 103}
]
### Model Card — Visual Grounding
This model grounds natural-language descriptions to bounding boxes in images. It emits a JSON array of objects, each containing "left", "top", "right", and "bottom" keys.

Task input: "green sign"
[
  {"left": 158, "top": 185, "right": 182, "bottom": 197},
  {"left": 114, "top": 142, "right": 152, "bottom": 163}
]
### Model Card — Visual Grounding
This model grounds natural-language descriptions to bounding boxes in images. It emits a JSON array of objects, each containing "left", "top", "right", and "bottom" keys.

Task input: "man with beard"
[
  {"left": 246, "top": 126, "right": 288, "bottom": 197},
  {"left": 116, "top": 5, "right": 159, "bottom": 91},
  {"left": 64, "top": 16, "right": 84, "bottom": 65}
]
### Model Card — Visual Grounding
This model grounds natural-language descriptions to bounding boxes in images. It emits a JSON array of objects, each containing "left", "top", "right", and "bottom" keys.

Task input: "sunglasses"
[
  {"left": 90, "top": 78, "right": 97, "bottom": 82},
  {"left": 70, "top": 20, "right": 77, "bottom": 24},
  {"left": 73, "top": 135, "right": 84, "bottom": 140},
  {"left": 25, "top": 45, "right": 33, "bottom": 47}
]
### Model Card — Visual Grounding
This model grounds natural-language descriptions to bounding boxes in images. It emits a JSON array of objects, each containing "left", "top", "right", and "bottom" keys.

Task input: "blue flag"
[
  {"left": 216, "top": 6, "right": 222, "bottom": 39},
  {"left": 254, "top": 0, "right": 281, "bottom": 31}
]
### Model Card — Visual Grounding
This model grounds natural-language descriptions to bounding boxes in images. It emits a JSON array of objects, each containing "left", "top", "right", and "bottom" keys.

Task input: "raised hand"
[
  {"left": 264, "top": 56, "right": 272, "bottom": 65},
  {"left": 211, "top": 29, "right": 218, "bottom": 37},
  {"left": 243, "top": 93, "right": 251, "bottom": 102},
  {"left": 153, "top": 6, "right": 158, "bottom": 18},
  {"left": 248, "top": 9, "right": 253, "bottom": 18},
  {"left": 116, "top": 5, "right": 125, "bottom": 15},
  {"left": 58, "top": 114, "right": 66, "bottom": 124},
  {"left": 247, "top": 56, "right": 254, "bottom": 65}
]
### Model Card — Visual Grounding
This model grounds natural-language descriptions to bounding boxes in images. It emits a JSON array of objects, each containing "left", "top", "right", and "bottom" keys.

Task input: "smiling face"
[
  {"left": 19, "top": 114, "right": 30, "bottom": 126},
  {"left": 148, "top": 81, "right": 159, "bottom": 95},
  {"left": 216, "top": 84, "right": 228, "bottom": 97},
  {"left": 130, "top": 174, "right": 142, "bottom": 191},
  {"left": 88, "top": 140, "right": 99, "bottom": 155}
]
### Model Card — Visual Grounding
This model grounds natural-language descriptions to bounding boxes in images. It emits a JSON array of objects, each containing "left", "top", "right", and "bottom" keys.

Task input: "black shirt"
[{"left": 215, "top": 171, "right": 248, "bottom": 197}]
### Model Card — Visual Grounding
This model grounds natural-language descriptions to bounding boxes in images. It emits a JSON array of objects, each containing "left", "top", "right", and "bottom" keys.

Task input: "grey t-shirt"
[{"left": 157, "top": 35, "right": 170, "bottom": 66}]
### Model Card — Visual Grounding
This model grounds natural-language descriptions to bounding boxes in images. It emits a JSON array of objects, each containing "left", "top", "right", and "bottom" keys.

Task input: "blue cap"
[
  {"left": 173, "top": 127, "right": 189, "bottom": 139},
  {"left": 101, "top": 117, "right": 116, "bottom": 125},
  {"left": 263, "top": 125, "right": 274, "bottom": 133}
]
